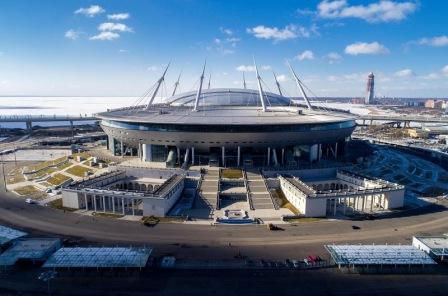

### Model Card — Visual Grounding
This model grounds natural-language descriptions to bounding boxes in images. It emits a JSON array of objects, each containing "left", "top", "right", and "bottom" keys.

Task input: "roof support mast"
[
  {"left": 253, "top": 58, "right": 267, "bottom": 112},
  {"left": 287, "top": 62, "right": 312, "bottom": 110},
  {"left": 171, "top": 70, "right": 182, "bottom": 96},
  {"left": 145, "top": 62, "right": 170, "bottom": 110},
  {"left": 243, "top": 73, "right": 247, "bottom": 89},
  {"left": 273, "top": 71, "right": 283, "bottom": 96},
  {"left": 193, "top": 60, "right": 206, "bottom": 112}
]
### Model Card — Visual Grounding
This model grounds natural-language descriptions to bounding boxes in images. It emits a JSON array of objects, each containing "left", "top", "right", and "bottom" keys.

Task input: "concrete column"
[
  {"left": 112, "top": 196, "right": 115, "bottom": 213},
  {"left": 267, "top": 147, "right": 271, "bottom": 166},
  {"left": 122, "top": 198, "right": 125, "bottom": 215},
  {"left": 121, "top": 141, "right": 124, "bottom": 157},
  {"left": 132, "top": 199, "right": 135, "bottom": 216},
  {"left": 94, "top": 195, "right": 97, "bottom": 212},
  {"left": 102, "top": 196, "right": 106, "bottom": 212},
  {"left": 108, "top": 136, "right": 116, "bottom": 155},
  {"left": 221, "top": 146, "right": 225, "bottom": 167},
  {"left": 177, "top": 147, "right": 181, "bottom": 165},
  {"left": 191, "top": 147, "right": 195, "bottom": 165},
  {"left": 333, "top": 198, "right": 337, "bottom": 216},
  {"left": 309, "top": 144, "right": 318, "bottom": 162},
  {"left": 272, "top": 148, "right": 278, "bottom": 166},
  {"left": 335, "top": 142, "right": 338, "bottom": 159},
  {"left": 343, "top": 198, "right": 347, "bottom": 215},
  {"left": 237, "top": 146, "right": 241, "bottom": 167},
  {"left": 281, "top": 148, "right": 285, "bottom": 165},
  {"left": 370, "top": 195, "right": 374, "bottom": 212},
  {"left": 84, "top": 194, "right": 88, "bottom": 210},
  {"left": 361, "top": 196, "right": 365, "bottom": 212},
  {"left": 142, "top": 144, "right": 152, "bottom": 162}
]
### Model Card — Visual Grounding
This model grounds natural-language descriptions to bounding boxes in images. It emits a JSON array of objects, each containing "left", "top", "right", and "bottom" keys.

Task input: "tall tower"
[{"left": 365, "top": 72, "right": 374, "bottom": 104}]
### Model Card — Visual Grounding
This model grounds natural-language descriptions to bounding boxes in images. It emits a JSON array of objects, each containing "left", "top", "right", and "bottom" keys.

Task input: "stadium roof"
[
  {"left": 0, "top": 225, "right": 27, "bottom": 246},
  {"left": 166, "top": 88, "right": 291, "bottom": 107},
  {"left": 43, "top": 247, "right": 152, "bottom": 268},
  {"left": 326, "top": 245, "right": 436, "bottom": 266}
]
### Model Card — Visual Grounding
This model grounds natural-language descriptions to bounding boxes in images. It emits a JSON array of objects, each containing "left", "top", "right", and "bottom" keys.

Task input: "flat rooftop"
[
  {"left": 326, "top": 245, "right": 436, "bottom": 266},
  {"left": 0, "top": 225, "right": 27, "bottom": 246},
  {"left": 43, "top": 247, "right": 152, "bottom": 268},
  {"left": 415, "top": 236, "right": 448, "bottom": 256},
  {"left": 97, "top": 106, "right": 355, "bottom": 126},
  {"left": 0, "top": 238, "right": 61, "bottom": 266}
]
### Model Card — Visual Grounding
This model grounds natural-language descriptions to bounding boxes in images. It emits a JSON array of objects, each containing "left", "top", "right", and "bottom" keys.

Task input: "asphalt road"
[{"left": 1, "top": 181, "right": 448, "bottom": 260}]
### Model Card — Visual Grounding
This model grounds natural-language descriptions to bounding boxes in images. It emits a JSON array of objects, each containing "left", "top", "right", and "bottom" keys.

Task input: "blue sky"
[{"left": 0, "top": 0, "right": 447, "bottom": 97}]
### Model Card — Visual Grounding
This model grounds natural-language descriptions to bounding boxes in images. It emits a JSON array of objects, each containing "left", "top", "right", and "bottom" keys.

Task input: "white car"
[{"left": 25, "top": 198, "right": 37, "bottom": 204}]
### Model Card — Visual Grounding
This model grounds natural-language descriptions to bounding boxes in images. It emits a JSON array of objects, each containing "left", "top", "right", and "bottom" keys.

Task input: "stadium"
[{"left": 96, "top": 62, "right": 357, "bottom": 168}]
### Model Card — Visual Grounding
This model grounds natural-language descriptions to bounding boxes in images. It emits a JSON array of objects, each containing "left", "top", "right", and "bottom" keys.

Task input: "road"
[{"left": 1, "top": 183, "right": 448, "bottom": 259}]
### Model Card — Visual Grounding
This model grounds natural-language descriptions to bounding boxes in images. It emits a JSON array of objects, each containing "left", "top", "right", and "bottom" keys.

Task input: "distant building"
[
  {"left": 425, "top": 99, "right": 444, "bottom": 109},
  {"left": 406, "top": 128, "right": 428, "bottom": 139},
  {"left": 365, "top": 72, "right": 374, "bottom": 105},
  {"left": 351, "top": 98, "right": 365, "bottom": 104}
]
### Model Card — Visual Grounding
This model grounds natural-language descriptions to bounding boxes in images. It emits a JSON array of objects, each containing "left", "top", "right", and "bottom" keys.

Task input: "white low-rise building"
[
  {"left": 279, "top": 170, "right": 405, "bottom": 217},
  {"left": 412, "top": 236, "right": 448, "bottom": 261},
  {"left": 62, "top": 167, "right": 185, "bottom": 217}
]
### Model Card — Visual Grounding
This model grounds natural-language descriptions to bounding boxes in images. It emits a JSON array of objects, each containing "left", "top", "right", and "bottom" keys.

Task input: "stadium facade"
[{"left": 96, "top": 62, "right": 357, "bottom": 168}]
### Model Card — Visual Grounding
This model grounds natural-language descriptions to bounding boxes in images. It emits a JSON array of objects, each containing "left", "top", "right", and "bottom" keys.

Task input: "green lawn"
[
  {"left": 23, "top": 156, "right": 68, "bottom": 174},
  {"left": 14, "top": 185, "right": 40, "bottom": 196},
  {"left": 65, "top": 165, "right": 93, "bottom": 177},
  {"left": 48, "top": 199, "right": 77, "bottom": 212},
  {"left": 221, "top": 169, "right": 243, "bottom": 179},
  {"left": 47, "top": 173, "right": 71, "bottom": 186}
]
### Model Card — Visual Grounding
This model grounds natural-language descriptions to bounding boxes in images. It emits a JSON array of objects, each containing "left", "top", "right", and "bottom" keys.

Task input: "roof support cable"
[
  {"left": 253, "top": 57, "right": 267, "bottom": 112},
  {"left": 193, "top": 60, "right": 206, "bottom": 112},
  {"left": 287, "top": 61, "right": 313, "bottom": 110},
  {"left": 273, "top": 71, "right": 284, "bottom": 97},
  {"left": 171, "top": 70, "right": 182, "bottom": 97},
  {"left": 145, "top": 62, "right": 171, "bottom": 110}
]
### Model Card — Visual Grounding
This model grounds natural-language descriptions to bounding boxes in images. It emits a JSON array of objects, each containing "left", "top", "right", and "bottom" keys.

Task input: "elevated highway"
[{"left": 358, "top": 115, "right": 448, "bottom": 127}]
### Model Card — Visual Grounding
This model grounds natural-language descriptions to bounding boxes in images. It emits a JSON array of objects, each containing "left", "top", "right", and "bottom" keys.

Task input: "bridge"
[
  {"left": 357, "top": 115, "right": 448, "bottom": 127},
  {"left": 0, "top": 115, "right": 98, "bottom": 131}
]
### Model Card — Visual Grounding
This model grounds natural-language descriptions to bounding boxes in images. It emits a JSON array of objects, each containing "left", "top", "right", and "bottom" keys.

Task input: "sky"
[{"left": 0, "top": 0, "right": 447, "bottom": 98}]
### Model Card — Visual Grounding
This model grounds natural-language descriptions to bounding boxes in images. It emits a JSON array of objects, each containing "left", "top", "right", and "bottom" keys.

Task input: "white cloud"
[
  {"left": 326, "top": 52, "right": 342, "bottom": 63},
  {"left": 327, "top": 75, "right": 338, "bottom": 82},
  {"left": 98, "top": 23, "right": 133, "bottom": 32},
  {"left": 246, "top": 24, "right": 317, "bottom": 42},
  {"left": 443, "top": 65, "right": 448, "bottom": 76},
  {"left": 107, "top": 13, "right": 130, "bottom": 20},
  {"left": 276, "top": 74, "right": 289, "bottom": 82},
  {"left": 236, "top": 65, "right": 272, "bottom": 72},
  {"left": 75, "top": 5, "right": 105, "bottom": 17},
  {"left": 296, "top": 50, "right": 315, "bottom": 61},
  {"left": 422, "top": 73, "right": 440, "bottom": 80},
  {"left": 220, "top": 27, "right": 233, "bottom": 36},
  {"left": 89, "top": 31, "right": 120, "bottom": 41},
  {"left": 217, "top": 47, "right": 235, "bottom": 55},
  {"left": 417, "top": 36, "right": 448, "bottom": 47},
  {"left": 118, "top": 49, "right": 129, "bottom": 53},
  {"left": 317, "top": 0, "right": 417, "bottom": 23},
  {"left": 236, "top": 65, "right": 256, "bottom": 72},
  {"left": 394, "top": 69, "right": 414, "bottom": 78},
  {"left": 65, "top": 29, "right": 81, "bottom": 40},
  {"left": 345, "top": 42, "right": 389, "bottom": 55}
]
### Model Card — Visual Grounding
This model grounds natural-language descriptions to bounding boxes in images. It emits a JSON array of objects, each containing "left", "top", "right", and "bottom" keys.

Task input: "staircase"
[{"left": 245, "top": 169, "right": 275, "bottom": 210}]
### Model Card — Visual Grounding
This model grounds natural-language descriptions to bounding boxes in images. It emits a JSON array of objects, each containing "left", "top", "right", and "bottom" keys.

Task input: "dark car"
[{"left": 352, "top": 225, "right": 361, "bottom": 230}]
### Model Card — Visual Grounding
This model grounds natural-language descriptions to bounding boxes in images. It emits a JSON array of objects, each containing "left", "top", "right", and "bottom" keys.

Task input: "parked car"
[
  {"left": 352, "top": 225, "right": 361, "bottom": 230},
  {"left": 25, "top": 198, "right": 37, "bottom": 204}
]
